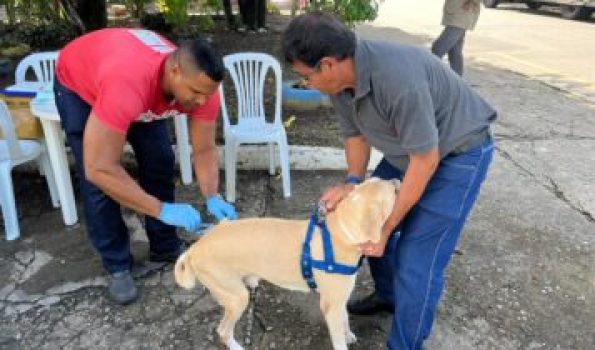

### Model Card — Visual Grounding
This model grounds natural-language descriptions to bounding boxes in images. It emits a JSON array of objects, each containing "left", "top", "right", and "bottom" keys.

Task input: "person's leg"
[
  {"left": 237, "top": 0, "right": 248, "bottom": 31},
  {"left": 431, "top": 26, "right": 466, "bottom": 74},
  {"left": 222, "top": 0, "right": 235, "bottom": 30},
  {"left": 54, "top": 79, "right": 132, "bottom": 274},
  {"left": 387, "top": 143, "right": 494, "bottom": 350},
  {"left": 126, "top": 120, "right": 182, "bottom": 258},
  {"left": 366, "top": 159, "right": 404, "bottom": 302},
  {"left": 448, "top": 31, "right": 466, "bottom": 76},
  {"left": 238, "top": 0, "right": 256, "bottom": 30},
  {"left": 256, "top": 0, "right": 266, "bottom": 30}
]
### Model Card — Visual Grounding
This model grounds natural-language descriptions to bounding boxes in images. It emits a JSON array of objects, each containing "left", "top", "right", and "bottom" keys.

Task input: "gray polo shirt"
[{"left": 330, "top": 39, "right": 496, "bottom": 171}]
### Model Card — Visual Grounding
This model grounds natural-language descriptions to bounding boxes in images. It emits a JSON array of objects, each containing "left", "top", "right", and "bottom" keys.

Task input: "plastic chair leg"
[
  {"left": 278, "top": 138, "right": 291, "bottom": 198},
  {"left": 0, "top": 163, "right": 20, "bottom": 240},
  {"left": 268, "top": 142, "right": 275, "bottom": 175},
  {"left": 224, "top": 140, "right": 237, "bottom": 203},
  {"left": 38, "top": 150, "right": 60, "bottom": 208},
  {"left": 174, "top": 115, "right": 193, "bottom": 185},
  {"left": 37, "top": 159, "right": 45, "bottom": 176}
]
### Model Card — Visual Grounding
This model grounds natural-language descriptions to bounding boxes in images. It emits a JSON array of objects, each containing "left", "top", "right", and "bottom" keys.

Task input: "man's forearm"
[
  {"left": 87, "top": 165, "right": 162, "bottom": 218},
  {"left": 318, "top": 136, "right": 371, "bottom": 211},
  {"left": 193, "top": 146, "right": 220, "bottom": 198},
  {"left": 82, "top": 114, "right": 163, "bottom": 219},
  {"left": 345, "top": 136, "right": 370, "bottom": 178}
]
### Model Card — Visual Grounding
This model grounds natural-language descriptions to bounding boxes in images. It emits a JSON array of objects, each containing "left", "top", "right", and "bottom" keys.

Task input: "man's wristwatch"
[{"left": 344, "top": 175, "right": 364, "bottom": 185}]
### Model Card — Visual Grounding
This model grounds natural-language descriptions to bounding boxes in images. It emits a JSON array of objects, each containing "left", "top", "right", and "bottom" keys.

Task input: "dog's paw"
[
  {"left": 244, "top": 275, "right": 260, "bottom": 289},
  {"left": 345, "top": 330, "right": 357, "bottom": 344},
  {"left": 227, "top": 338, "right": 244, "bottom": 350}
]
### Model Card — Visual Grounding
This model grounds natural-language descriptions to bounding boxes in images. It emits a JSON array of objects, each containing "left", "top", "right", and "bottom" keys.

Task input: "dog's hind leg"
[
  {"left": 320, "top": 295, "right": 349, "bottom": 350},
  {"left": 218, "top": 287, "right": 249, "bottom": 349},
  {"left": 198, "top": 272, "right": 250, "bottom": 350}
]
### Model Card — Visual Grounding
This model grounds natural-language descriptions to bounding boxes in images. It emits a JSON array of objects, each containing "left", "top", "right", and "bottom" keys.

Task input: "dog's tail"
[{"left": 174, "top": 251, "right": 196, "bottom": 289}]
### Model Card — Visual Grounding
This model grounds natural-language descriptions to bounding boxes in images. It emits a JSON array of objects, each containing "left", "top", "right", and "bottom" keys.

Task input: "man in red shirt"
[{"left": 54, "top": 28, "right": 237, "bottom": 304}]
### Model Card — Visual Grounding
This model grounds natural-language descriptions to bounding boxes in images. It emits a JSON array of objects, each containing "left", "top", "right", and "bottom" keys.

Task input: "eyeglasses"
[{"left": 299, "top": 59, "right": 322, "bottom": 85}]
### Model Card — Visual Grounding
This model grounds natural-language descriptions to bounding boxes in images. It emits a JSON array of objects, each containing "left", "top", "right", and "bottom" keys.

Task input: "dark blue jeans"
[
  {"left": 369, "top": 141, "right": 494, "bottom": 350},
  {"left": 54, "top": 79, "right": 181, "bottom": 273}
]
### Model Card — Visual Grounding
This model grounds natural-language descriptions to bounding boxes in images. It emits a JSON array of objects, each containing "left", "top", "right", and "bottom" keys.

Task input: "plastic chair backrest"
[
  {"left": 220, "top": 53, "right": 282, "bottom": 131},
  {"left": 15, "top": 51, "right": 59, "bottom": 85},
  {"left": 0, "top": 100, "right": 22, "bottom": 159}
]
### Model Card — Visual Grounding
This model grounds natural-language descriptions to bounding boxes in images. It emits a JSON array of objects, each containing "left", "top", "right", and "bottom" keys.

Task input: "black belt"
[{"left": 450, "top": 128, "right": 492, "bottom": 155}]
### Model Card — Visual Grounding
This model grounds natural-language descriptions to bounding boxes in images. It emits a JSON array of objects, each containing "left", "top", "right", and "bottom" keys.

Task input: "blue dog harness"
[{"left": 301, "top": 210, "right": 362, "bottom": 290}]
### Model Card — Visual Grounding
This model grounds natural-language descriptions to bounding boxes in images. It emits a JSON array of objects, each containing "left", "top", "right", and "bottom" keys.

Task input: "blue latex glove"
[
  {"left": 158, "top": 203, "right": 201, "bottom": 232},
  {"left": 206, "top": 195, "right": 238, "bottom": 221}
]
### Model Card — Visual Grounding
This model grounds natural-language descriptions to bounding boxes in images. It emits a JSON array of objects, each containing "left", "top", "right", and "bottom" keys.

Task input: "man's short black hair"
[
  {"left": 282, "top": 11, "right": 356, "bottom": 68},
  {"left": 178, "top": 37, "right": 225, "bottom": 82}
]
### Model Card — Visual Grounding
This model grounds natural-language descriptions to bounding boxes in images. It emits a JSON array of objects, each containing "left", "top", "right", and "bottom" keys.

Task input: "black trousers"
[{"left": 238, "top": 0, "right": 266, "bottom": 29}]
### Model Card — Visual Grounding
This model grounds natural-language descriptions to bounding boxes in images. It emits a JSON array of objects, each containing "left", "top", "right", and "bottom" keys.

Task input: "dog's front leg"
[
  {"left": 321, "top": 297, "right": 349, "bottom": 350},
  {"left": 343, "top": 309, "right": 357, "bottom": 344}
]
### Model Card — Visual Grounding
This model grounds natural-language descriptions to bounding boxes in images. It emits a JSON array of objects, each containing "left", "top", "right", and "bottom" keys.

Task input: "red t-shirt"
[{"left": 56, "top": 28, "right": 220, "bottom": 134}]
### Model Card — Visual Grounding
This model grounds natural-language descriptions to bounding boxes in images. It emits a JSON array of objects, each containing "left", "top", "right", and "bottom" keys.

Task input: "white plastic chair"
[
  {"left": 0, "top": 101, "right": 59, "bottom": 240},
  {"left": 15, "top": 51, "right": 59, "bottom": 89},
  {"left": 219, "top": 53, "right": 291, "bottom": 202}
]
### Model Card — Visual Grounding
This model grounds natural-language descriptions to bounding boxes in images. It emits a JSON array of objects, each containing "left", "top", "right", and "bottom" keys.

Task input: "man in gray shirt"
[{"left": 283, "top": 12, "right": 496, "bottom": 350}]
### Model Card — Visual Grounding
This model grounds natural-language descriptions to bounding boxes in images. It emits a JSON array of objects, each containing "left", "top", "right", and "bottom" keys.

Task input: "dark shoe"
[
  {"left": 108, "top": 270, "right": 137, "bottom": 305},
  {"left": 131, "top": 260, "right": 167, "bottom": 278},
  {"left": 149, "top": 241, "right": 188, "bottom": 263},
  {"left": 347, "top": 293, "right": 394, "bottom": 315}
]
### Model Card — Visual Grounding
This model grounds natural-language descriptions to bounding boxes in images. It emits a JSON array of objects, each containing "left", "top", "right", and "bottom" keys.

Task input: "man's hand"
[
  {"left": 358, "top": 221, "right": 394, "bottom": 257},
  {"left": 206, "top": 195, "right": 238, "bottom": 221},
  {"left": 159, "top": 202, "right": 202, "bottom": 232},
  {"left": 358, "top": 237, "right": 389, "bottom": 257},
  {"left": 319, "top": 183, "right": 355, "bottom": 213}
]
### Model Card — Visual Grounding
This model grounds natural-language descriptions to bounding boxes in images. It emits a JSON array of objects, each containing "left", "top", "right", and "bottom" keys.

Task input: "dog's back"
[{"left": 175, "top": 218, "right": 311, "bottom": 291}]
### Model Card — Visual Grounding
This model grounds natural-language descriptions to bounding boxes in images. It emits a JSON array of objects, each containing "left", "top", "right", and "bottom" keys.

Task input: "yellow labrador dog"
[{"left": 175, "top": 178, "right": 398, "bottom": 350}]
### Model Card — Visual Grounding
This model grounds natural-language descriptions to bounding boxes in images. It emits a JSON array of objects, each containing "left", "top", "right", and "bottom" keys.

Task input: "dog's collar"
[{"left": 301, "top": 211, "right": 362, "bottom": 291}]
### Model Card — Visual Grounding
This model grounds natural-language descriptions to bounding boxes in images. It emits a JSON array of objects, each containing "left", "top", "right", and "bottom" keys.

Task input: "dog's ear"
[
  {"left": 334, "top": 179, "right": 397, "bottom": 244},
  {"left": 359, "top": 181, "right": 396, "bottom": 243},
  {"left": 359, "top": 205, "right": 385, "bottom": 244}
]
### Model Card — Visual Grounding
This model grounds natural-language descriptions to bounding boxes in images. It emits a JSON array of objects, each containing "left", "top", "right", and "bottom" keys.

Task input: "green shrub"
[
  {"left": 308, "top": 0, "right": 382, "bottom": 25},
  {"left": 157, "top": 0, "right": 189, "bottom": 28},
  {"left": 0, "top": 43, "right": 31, "bottom": 58},
  {"left": 0, "top": 21, "right": 78, "bottom": 50}
]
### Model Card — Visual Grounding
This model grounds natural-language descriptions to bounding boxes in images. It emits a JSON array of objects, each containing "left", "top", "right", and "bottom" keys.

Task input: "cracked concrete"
[{"left": 2, "top": 31, "right": 595, "bottom": 350}]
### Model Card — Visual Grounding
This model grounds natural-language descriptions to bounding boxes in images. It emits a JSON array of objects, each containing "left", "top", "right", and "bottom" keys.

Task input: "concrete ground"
[
  {"left": 2, "top": 25, "right": 595, "bottom": 350},
  {"left": 366, "top": 0, "right": 595, "bottom": 104}
]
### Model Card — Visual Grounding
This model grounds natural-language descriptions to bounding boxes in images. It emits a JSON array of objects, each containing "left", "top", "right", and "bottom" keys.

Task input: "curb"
[
  {"left": 14, "top": 145, "right": 383, "bottom": 174},
  {"left": 222, "top": 144, "right": 383, "bottom": 170}
]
